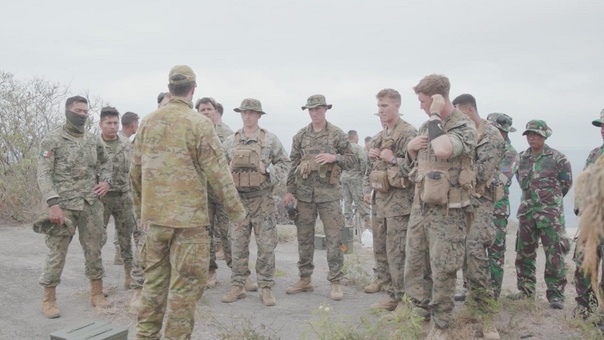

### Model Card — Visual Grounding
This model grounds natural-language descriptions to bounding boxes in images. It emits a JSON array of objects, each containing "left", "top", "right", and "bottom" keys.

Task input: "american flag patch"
[{"left": 41, "top": 150, "right": 52, "bottom": 158}]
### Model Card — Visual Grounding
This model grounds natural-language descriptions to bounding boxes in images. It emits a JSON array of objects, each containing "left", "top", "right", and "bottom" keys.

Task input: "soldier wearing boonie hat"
[
  {"left": 572, "top": 108, "right": 604, "bottom": 321},
  {"left": 508, "top": 119, "right": 572, "bottom": 309}
]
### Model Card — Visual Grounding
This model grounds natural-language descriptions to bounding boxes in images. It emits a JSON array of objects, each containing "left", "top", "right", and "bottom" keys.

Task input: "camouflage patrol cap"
[
  {"left": 522, "top": 119, "right": 552, "bottom": 139},
  {"left": 591, "top": 109, "right": 604, "bottom": 127},
  {"left": 168, "top": 65, "right": 196, "bottom": 85},
  {"left": 487, "top": 113, "right": 517, "bottom": 133},
  {"left": 233, "top": 98, "right": 266, "bottom": 115},
  {"left": 301, "top": 94, "right": 332, "bottom": 110},
  {"left": 33, "top": 216, "right": 75, "bottom": 236}
]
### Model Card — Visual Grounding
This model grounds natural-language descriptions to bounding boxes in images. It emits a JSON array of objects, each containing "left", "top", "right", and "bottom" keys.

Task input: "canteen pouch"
[
  {"left": 420, "top": 170, "right": 450, "bottom": 206},
  {"left": 329, "top": 164, "right": 342, "bottom": 185},
  {"left": 232, "top": 149, "right": 259, "bottom": 170},
  {"left": 387, "top": 167, "right": 409, "bottom": 188},
  {"left": 369, "top": 170, "right": 390, "bottom": 193}
]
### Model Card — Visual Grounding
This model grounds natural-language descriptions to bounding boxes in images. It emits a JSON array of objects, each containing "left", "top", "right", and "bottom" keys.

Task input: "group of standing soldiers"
[{"left": 34, "top": 64, "right": 601, "bottom": 339}]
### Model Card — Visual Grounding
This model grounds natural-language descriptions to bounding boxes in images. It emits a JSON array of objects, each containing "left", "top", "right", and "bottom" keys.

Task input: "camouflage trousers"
[
  {"left": 209, "top": 198, "right": 232, "bottom": 271},
  {"left": 488, "top": 214, "right": 509, "bottom": 299},
  {"left": 294, "top": 199, "right": 344, "bottom": 283},
  {"left": 230, "top": 192, "right": 277, "bottom": 288},
  {"left": 136, "top": 224, "right": 210, "bottom": 340},
  {"left": 372, "top": 214, "right": 410, "bottom": 300},
  {"left": 405, "top": 205, "right": 466, "bottom": 329},
  {"left": 130, "top": 221, "right": 147, "bottom": 289},
  {"left": 463, "top": 198, "right": 496, "bottom": 308},
  {"left": 573, "top": 241, "right": 604, "bottom": 310},
  {"left": 341, "top": 179, "right": 370, "bottom": 227},
  {"left": 515, "top": 212, "right": 570, "bottom": 301},
  {"left": 39, "top": 199, "right": 105, "bottom": 287},
  {"left": 101, "top": 191, "right": 135, "bottom": 267}
]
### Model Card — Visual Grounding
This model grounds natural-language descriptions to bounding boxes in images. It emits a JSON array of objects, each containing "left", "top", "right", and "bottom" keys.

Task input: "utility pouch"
[
  {"left": 232, "top": 172, "right": 240, "bottom": 188},
  {"left": 420, "top": 170, "right": 450, "bottom": 206},
  {"left": 387, "top": 167, "right": 408, "bottom": 188},
  {"left": 369, "top": 170, "right": 390, "bottom": 193},
  {"left": 232, "top": 149, "right": 259, "bottom": 170},
  {"left": 239, "top": 172, "right": 250, "bottom": 188},
  {"left": 249, "top": 172, "right": 261, "bottom": 187},
  {"left": 329, "top": 164, "right": 342, "bottom": 185},
  {"left": 492, "top": 183, "right": 504, "bottom": 202}
]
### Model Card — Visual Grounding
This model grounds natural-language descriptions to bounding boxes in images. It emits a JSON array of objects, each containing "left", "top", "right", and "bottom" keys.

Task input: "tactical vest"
[
  {"left": 369, "top": 119, "right": 412, "bottom": 192},
  {"left": 413, "top": 113, "right": 474, "bottom": 209},
  {"left": 473, "top": 120, "right": 503, "bottom": 202},
  {"left": 296, "top": 125, "right": 342, "bottom": 185},
  {"left": 231, "top": 130, "right": 268, "bottom": 192}
]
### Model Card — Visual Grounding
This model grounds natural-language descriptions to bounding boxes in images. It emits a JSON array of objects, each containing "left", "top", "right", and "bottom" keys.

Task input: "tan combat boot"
[
  {"left": 206, "top": 270, "right": 217, "bottom": 288},
  {"left": 113, "top": 248, "right": 123, "bottom": 265},
  {"left": 371, "top": 298, "right": 398, "bottom": 311},
  {"left": 128, "top": 289, "right": 142, "bottom": 315},
  {"left": 221, "top": 286, "right": 246, "bottom": 303},
  {"left": 89, "top": 279, "right": 112, "bottom": 308},
  {"left": 260, "top": 287, "right": 276, "bottom": 306},
  {"left": 123, "top": 264, "right": 133, "bottom": 289},
  {"left": 363, "top": 279, "right": 382, "bottom": 293},
  {"left": 245, "top": 277, "right": 258, "bottom": 292},
  {"left": 483, "top": 321, "right": 500, "bottom": 340},
  {"left": 426, "top": 325, "right": 449, "bottom": 340},
  {"left": 286, "top": 277, "right": 314, "bottom": 294},
  {"left": 330, "top": 283, "right": 343, "bottom": 301},
  {"left": 41, "top": 287, "right": 60, "bottom": 319}
]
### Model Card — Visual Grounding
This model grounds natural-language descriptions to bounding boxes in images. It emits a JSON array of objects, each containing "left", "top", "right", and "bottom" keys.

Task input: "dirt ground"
[{"left": 0, "top": 221, "right": 598, "bottom": 339}]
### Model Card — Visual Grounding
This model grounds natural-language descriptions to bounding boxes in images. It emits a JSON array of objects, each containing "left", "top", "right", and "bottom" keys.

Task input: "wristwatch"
[{"left": 391, "top": 157, "right": 397, "bottom": 165}]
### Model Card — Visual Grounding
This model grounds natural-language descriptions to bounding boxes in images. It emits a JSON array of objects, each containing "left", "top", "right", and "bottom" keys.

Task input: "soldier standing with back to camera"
[{"left": 284, "top": 94, "right": 355, "bottom": 301}]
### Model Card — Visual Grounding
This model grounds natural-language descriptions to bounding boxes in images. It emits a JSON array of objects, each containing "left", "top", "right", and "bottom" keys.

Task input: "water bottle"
[{"left": 361, "top": 229, "right": 373, "bottom": 248}]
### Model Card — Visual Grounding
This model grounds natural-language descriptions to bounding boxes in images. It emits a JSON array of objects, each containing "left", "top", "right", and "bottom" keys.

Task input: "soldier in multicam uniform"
[
  {"left": 403, "top": 75, "right": 477, "bottom": 339},
  {"left": 37, "top": 95, "right": 113, "bottom": 318},
  {"left": 362, "top": 89, "right": 417, "bottom": 314},
  {"left": 507, "top": 120, "right": 572, "bottom": 310},
  {"left": 572, "top": 108, "right": 604, "bottom": 321},
  {"left": 485, "top": 112, "right": 519, "bottom": 299},
  {"left": 220, "top": 98, "right": 291, "bottom": 306},
  {"left": 453, "top": 94, "right": 504, "bottom": 340},
  {"left": 284, "top": 94, "right": 355, "bottom": 301},
  {"left": 157, "top": 92, "right": 171, "bottom": 108},
  {"left": 97, "top": 107, "right": 135, "bottom": 290},
  {"left": 196, "top": 97, "right": 235, "bottom": 288},
  {"left": 341, "top": 129, "right": 370, "bottom": 229},
  {"left": 132, "top": 66, "right": 246, "bottom": 339}
]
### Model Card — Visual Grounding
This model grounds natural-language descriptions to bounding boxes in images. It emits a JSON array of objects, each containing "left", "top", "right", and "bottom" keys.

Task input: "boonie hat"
[
  {"left": 301, "top": 95, "right": 332, "bottom": 110},
  {"left": 168, "top": 65, "right": 196, "bottom": 85},
  {"left": 234, "top": 98, "right": 266, "bottom": 115},
  {"left": 522, "top": 119, "right": 552, "bottom": 139},
  {"left": 592, "top": 109, "right": 604, "bottom": 127},
  {"left": 33, "top": 216, "right": 75, "bottom": 236},
  {"left": 487, "top": 113, "right": 517, "bottom": 133}
]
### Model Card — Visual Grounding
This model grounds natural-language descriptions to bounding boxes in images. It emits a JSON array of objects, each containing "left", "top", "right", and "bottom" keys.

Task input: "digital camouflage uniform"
[
  {"left": 341, "top": 142, "right": 370, "bottom": 227},
  {"left": 37, "top": 124, "right": 112, "bottom": 287},
  {"left": 287, "top": 121, "right": 355, "bottom": 283},
  {"left": 463, "top": 119, "right": 504, "bottom": 307},
  {"left": 131, "top": 89, "right": 246, "bottom": 339},
  {"left": 100, "top": 134, "right": 135, "bottom": 274},
  {"left": 515, "top": 120, "right": 572, "bottom": 303},
  {"left": 363, "top": 117, "right": 417, "bottom": 301},
  {"left": 404, "top": 109, "right": 477, "bottom": 329},
  {"left": 223, "top": 126, "right": 291, "bottom": 289}
]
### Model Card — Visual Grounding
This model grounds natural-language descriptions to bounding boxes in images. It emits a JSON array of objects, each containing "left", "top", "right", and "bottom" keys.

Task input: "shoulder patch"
[{"left": 41, "top": 150, "right": 52, "bottom": 158}]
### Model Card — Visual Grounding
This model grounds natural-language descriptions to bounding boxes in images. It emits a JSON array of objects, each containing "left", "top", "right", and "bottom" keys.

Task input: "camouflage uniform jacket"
[
  {"left": 574, "top": 144, "right": 604, "bottom": 211},
  {"left": 364, "top": 117, "right": 418, "bottom": 217},
  {"left": 130, "top": 97, "right": 246, "bottom": 228},
  {"left": 516, "top": 144, "right": 572, "bottom": 218},
  {"left": 340, "top": 143, "right": 367, "bottom": 184},
  {"left": 37, "top": 125, "right": 113, "bottom": 211},
  {"left": 104, "top": 135, "right": 132, "bottom": 193},
  {"left": 215, "top": 122, "right": 234, "bottom": 143},
  {"left": 287, "top": 121, "right": 355, "bottom": 203},
  {"left": 493, "top": 137, "right": 519, "bottom": 217},
  {"left": 222, "top": 127, "right": 291, "bottom": 193},
  {"left": 474, "top": 119, "right": 505, "bottom": 200}
]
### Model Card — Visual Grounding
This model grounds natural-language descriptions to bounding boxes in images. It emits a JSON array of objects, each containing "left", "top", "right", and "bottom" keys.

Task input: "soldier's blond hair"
[
  {"left": 376, "top": 88, "right": 401, "bottom": 104},
  {"left": 413, "top": 74, "right": 451, "bottom": 98}
]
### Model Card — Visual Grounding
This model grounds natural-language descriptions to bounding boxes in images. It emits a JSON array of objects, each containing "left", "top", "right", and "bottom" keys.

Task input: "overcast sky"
[{"left": 2, "top": 0, "right": 603, "bottom": 154}]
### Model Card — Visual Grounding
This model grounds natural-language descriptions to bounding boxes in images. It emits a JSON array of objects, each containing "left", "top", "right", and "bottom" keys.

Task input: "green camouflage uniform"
[
  {"left": 363, "top": 117, "right": 417, "bottom": 301},
  {"left": 515, "top": 121, "right": 572, "bottom": 302},
  {"left": 341, "top": 142, "right": 370, "bottom": 227},
  {"left": 287, "top": 121, "right": 355, "bottom": 283},
  {"left": 464, "top": 119, "right": 504, "bottom": 307},
  {"left": 208, "top": 121, "right": 235, "bottom": 271},
  {"left": 100, "top": 135, "right": 135, "bottom": 269},
  {"left": 223, "top": 127, "right": 291, "bottom": 288},
  {"left": 404, "top": 109, "right": 477, "bottom": 329},
  {"left": 37, "top": 124, "right": 112, "bottom": 287},
  {"left": 573, "top": 145, "right": 604, "bottom": 310},
  {"left": 488, "top": 136, "right": 518, "bottom": 298},
  {"left": 131, "top": 95, "right": 246, "bottom": 339}
]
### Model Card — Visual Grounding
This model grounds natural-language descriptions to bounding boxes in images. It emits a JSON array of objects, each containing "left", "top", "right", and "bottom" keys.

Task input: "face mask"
[{"left": 65, "top": 109, "right": 88, "bottom": 128}]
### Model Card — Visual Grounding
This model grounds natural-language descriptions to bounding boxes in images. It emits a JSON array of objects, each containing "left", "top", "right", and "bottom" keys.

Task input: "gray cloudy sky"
[{"left": 2, "top": 0, "right": 603, "bottom": 153}]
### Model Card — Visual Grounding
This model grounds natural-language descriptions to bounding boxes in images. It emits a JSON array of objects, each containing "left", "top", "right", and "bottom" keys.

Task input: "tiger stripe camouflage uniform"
[
  {"left": 132, "top": 65, "right": 246, "bottom": 340},
  {"left": 513, "top": 120, "right": 572, "bottom": 305},
  {"left": 341, "top": 142, "right": 370, "bottom": 227}
]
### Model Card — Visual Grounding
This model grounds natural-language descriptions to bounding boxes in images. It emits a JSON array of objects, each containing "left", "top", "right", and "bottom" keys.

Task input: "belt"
[{"left": 238, "top": 187, "right": 271, "bottom": 199}]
